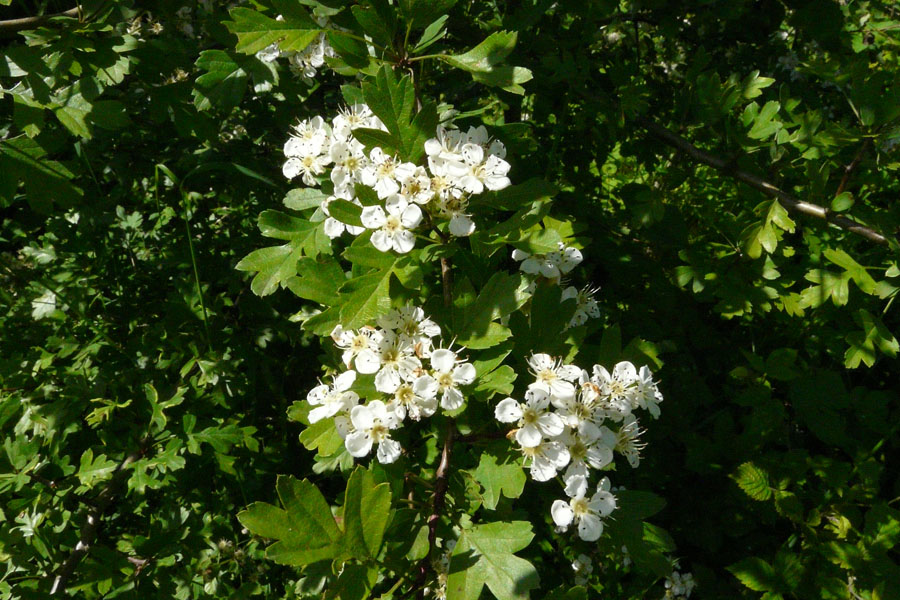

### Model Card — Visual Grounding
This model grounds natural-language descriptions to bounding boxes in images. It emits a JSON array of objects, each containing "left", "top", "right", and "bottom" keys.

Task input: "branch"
[
  {"left": 49, "top": 438, "right": 149, "bottom": 595},
  {"left": 639, "top": 118, "right": 890, "bottom": 246},
  {"left": 0, "top": 8, "right": 80, "bottom": 37},
  {"left": 411, "top": 422, "right": 455, "bottom": 599}
]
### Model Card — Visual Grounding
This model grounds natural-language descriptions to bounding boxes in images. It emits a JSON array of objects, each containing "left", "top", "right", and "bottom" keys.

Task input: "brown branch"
[
  {"left": 639, "top": 118, "right": 889, "bottom": 246},
  {"left": 411, "top": 422, "right": 455, "bottom": 599},
  {"left": 835, "top": 139, "right": 870, "bottom": 197},
  {"left": 0, "top": 8, "right": 80, "bottom": 37},
  {"left": 49, "top": 438, "right": 150, "bottom": 596}
]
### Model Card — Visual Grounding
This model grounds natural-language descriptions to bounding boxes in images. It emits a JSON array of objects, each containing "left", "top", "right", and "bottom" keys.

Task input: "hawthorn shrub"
[{"left": 1, "top": 1, "right": 899, "bottom": 599}]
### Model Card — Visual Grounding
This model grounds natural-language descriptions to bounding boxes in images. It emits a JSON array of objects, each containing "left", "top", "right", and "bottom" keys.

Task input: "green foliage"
[{"left": 1, "top": 0, "right": 899, "bottom": 599}]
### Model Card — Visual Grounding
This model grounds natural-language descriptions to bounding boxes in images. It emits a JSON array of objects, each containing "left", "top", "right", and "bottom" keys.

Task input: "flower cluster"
[
  {"left": 306, "top": 305, "right": 475, "bottom": 464},
  {"left": 281, "top": 106, "right": 513, "bottom": 253},
  {"left": 513, "top": 243, "right": 602, "bottom": 329},
  {"left": 255, "top": 16, "right": 336, "bottom": 84},
  {"left": 494, "top": 353, "right": 663, "bottom": 541},
  {"left": 664, "top": 569, "right": 697, "bottom": 599}
]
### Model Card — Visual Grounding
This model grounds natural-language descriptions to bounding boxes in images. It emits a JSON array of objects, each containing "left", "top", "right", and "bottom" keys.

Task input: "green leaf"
[
  {"left": 728, "top": 557, "right": 780, "bottom": 593},
  {"left": 77, "top": 449, "right": 118, "bottom": 487},
  {"left": 327, "top": 198, "right": 364, "bottom": 227},
  {"left": 831, "top": 191, "right": 854, "bottom": 212},
  {"left": 284, "top": 187, "right": 330, "bottom": 211},
  {"left": 741, "top": 70, "right": 776, "bottom": 99},
  {"left": 285, "top": 257, "right": 346, "bottom": 304},
  {"left": 236, "top": 211, "right": 330, "bottom": 296},
  {"left": 192, "top": 50, "right": 250, "bottom": 111},
  {"left": 440, "top": 31, "right": 533, "bottom": 94},
  {"left": 341, "top": 467, "right": 392, "bottom": 560},
  {"left": 351, "top": 3, "right": 395, "bottom": 48},
  {"left": 412, "top": 15, "right": 449, "bottom": 53},
  {"left": 454, "top": 272, "right": 530, "bottom": 348},
  {"left": 732, "top": 462, "right": 772, "bottom": 501},
  {"left": 338, "top": 267, "right": 394, "bottom": 329},
  {"left": 400, "top": 0, "right": 457, "bottom": 29},
  {"left": 447, "top": 521, "right": 539, "bottom": 600},
  {"left": 238, "top": 476, "right": 341, "bottom": 566},
  {"left": 470, "top": 178, "right": 558, "bottom": 211},
  {"left": 54, "top": 93, "right": 92, "bottom": 139},
  {"left": 0, "top": 137, "right": 83, "bottom": 210},
  {"left": 90, "top": 100, "right": 133, "bottom": 130},
  {"left": 471, "top": 452, "right": 526, "bottom": 510},
  {"left": 225, "top": 7, "right": 320, "bottom": 55}
]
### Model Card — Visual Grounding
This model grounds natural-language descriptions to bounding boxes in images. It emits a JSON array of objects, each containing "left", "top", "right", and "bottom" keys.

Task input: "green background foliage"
[{"left": 1, "top": 0, "right": 899, "bottom": 598}]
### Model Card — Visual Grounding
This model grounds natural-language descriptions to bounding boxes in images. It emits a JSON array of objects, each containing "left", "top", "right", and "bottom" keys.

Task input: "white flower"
[
  {"left": 329, "top": 139, "right": 368, "bottom": 196},
  {"left": 494, "top": 389, "right": 565, "bottom": 447},
  {"left": 306, "top": 370, "right": 359, "bottom": 423},
  {"left": 360, "top": 195, "right": 422, "bottom": 254},
  {"left": 377, "top": 305, "right": 441, "bottom": 352},
  {"left": 592, "top": 361, "right": 638, "bottom": 419},
  {"left": 399, "top": 166, "right": 434, "bottom": 206},
  {"left": 519, "top": 439, "right": 570, "bottom": 481},
  {"left": 333, "top": 103, "right": 382, "bottom": 140},
  {"left": 664, "top": 570, "right": 696, "bottom": 599},
  {"left": 614, "top": 415, "right": 646, "bottom": 468},
  {"left": 389, "top": 375, "right": 438, "bottom": 421},
  {"left": 344, "top": 400, "right": 402, "bottom": 463},
  {"left": 361, "top": 148, "right": 417, "bottom": 199},
  {"left": 550, "top": 475, "right": 617, "bottom": 541},
  {"left": 435, "top": 193, "right": 476, "bottom": 237},
  {"left": 635, "top": 365, "right": 663, "bottom": 419},
  {"left": 330, "top": 325, "right": 382, "bottom": 373},
  {"left": 572, "top": 554, "right": 593, "bottom": 585},
  {"left": 561, "top": 285, "right": 601, "bottom": 328},
  {"left": 284, "top": 116, "right": 329, "bottom": 158},
  {"left": 372, "top": 332, "right": 422, "bottom": 393},
  {"left": 560, "top": 421, "right": 616, "bottom": 480},
  {"left": 425, "top": 126, "right": 465, "bottom": 162},
  {"left": 527, "top": 353, "right": 581, "bottom": 402},
  {"left": 431, "top": 349, "right": 476, "bottom": 410},
  {"left": 283, "top": 152, "right": 330, "bottom": 186}
]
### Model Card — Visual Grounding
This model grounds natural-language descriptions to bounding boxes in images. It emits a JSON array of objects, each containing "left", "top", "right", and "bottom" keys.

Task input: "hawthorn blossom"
[
  {"left": 664, "top": 570, "right": 697, "bottom": 599},
  {"left": 591, "top": 361, "right": 639, "bottom": 418},
  {"left": 372, "top": 332, "right": 422, "bottom": 393},
  {"left": 634, "top": 365, "right": 663, "bottom": 418},
  {"left": 361, "top": 148, "right": 417, "bottom": 199},
  {"left": 561, "top": 285, "right": 601, "bottom": 328},
  {"left": 306, "top": 370, "right": 359, "bottom": 423},
  {"left": 389, "top": 375, "right": 439, "bottom": 421},
  {"left": 614, "top": 415, "right": 646, "bottom": 468},
  {"left": 512, "top": 243, "right": 583, "bottom": 279},
  {"left": 559, "top": 421, "right": 616, "bottom": 480},
  {"left": 519, "top": 439, "right": 570, "bottom": 481},
  {"left": 551, "top": 475, "right": 617, "bottom": 541},
  {"left": 378, "top": 305, "right": 441, "bottom": 353},
  {"left": 430, "top": 349, "right": 476, "bottom": 410},
  {"left": 527, "top": 353, "right": 581, "bottom": 401},
  {"left": 344, "top": 400, "right": 402, "bottom": 463},
  {"left": 330, "top": 325, "right": 382, "bottom": 373},
  {"left": 495, "top": 389, "right": 565, "bottom": 447},
  {"left": 572, "top": 554, "right": 593, "bottom": 585},
  {"left": 360, "top": 195, "right": 422, "bottom": 254}
]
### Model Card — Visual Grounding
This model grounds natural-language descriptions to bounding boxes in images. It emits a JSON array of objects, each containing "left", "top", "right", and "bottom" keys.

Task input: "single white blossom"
[{"left": 360, "top": 195, "right": 422, "bottom": 254}]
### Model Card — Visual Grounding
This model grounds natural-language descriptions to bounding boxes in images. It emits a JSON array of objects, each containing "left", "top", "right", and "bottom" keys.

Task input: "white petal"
[
  {"left": 282, "top": 158, "right": 302, "bottom": 179},
  {"left": 375, "top": 367, "right": 401, "bottom": 393},
  {"left": 350, "top": 404, "right": 374, "bottom": 430},
  {"left": 551, "top": 500, "right": 574, "bottom": 527},
  {"left": 392, "top": 229, "right": 416, "bottom": 254},
  {"left": 557, "top": 365, "right": 582, "bottom": 382},
  {"left": 511, "top": 249, "right": 531, "bottom": 261},
  {"left": 345, "top": 431, "right": 372, "bottom": 457},
  {"left": 371, "top": 230, "right": 392, "bottom": 252},
  {"left": 530, "top": 456, "right": 558, "bottom": 481},
  {"left": 441, "top": 387, "right": 464, "bottom": 410},
  {"left": 590, "top": 490, "right": 617, "bottom": 517},
  {"left": 377, "top": 438, "right": 401, "bottom": 463},
  {"left": 449, "top": 215, "right": 475, "bottom": 237},
  {"left": 515, "top": 424, "right": 544, "bottom": 448},
  {"left": 452, "top": 362, "right": 476, "bottom": 385},
  {"left": 564, "top": 474, "right": 588, "bottom": 498},
  {"left": 430, "top": 349, "right": 456, "bottom": 373},
  {"left": 400, "top": 203, "right": 423, "bottom": 228},
  {"left": 308, "top": 405, "right": 331, "bottom": 424},
  {"left": 413, "top": 375, "right": 438, "bottom": 399},
  {"left": 537, "top": 412, "right": 565, "bottom": 437},
  {"left": 585, "top": 445, "right": 614, "bottom": 470},
  {"left": 323, "top": 217, "right": 345, "bottom": 238},
  {"left": 334, "top": 370, "right": 357, "bottom": 391},
  {"left": 494, "top": 398, "right": 523, "bottom": 423},
  {"left": 577, "top": 513, "right": 603, "bottom": 542},
  {"left": 355, "top": 349, "right": 381, "bottom": 374},
  {"left": 549, "top": 379, "right": 576, "bottom": 400},
  {"left": 360, "top": 206, "right": 386, "bottom": 229}
]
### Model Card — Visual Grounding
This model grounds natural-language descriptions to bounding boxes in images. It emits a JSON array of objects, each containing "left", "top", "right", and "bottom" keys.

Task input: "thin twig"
[
  {"left": 440, "top": 258, "right": 453, "bottom": 308},
  {"left": 835, "top": 139, "right": 870, "bottom": 197},
  {"left": 413, "top": 423, "right": 455, "bottom": 599},
  {"left": 49, "top": 438, "right": 150, "bottom": 595},
  {"left": 639, "top": 119, "right": 890, "bottom": 245},
  {"left": 0, "top": 8, "right": 80, "bottom": 37}
]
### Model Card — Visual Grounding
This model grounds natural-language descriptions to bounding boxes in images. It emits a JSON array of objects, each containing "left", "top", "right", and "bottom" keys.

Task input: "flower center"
[
  {"left": 385, "top": 215, "right": 402, "bottom": 233},
  {"left": 438, "top": 372, "right": 455, "bottom": 389},
  {"left": 351, "top": 334, "right": 368, "bottom": 351},
  {"left": 395, "top": 384, "right": 415, "bottom": 405},
  {"left": 539, "top": 369, "right": 557, "bottom": 384},
  {"left": 572, "top": 497, "right": 589, "bottom": 516},
  {"left": 371, "top": 422, "right": 388, "bottom": 443},
  {"left": 521, "top": 407, "right": 539, "bottom": 426}
]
